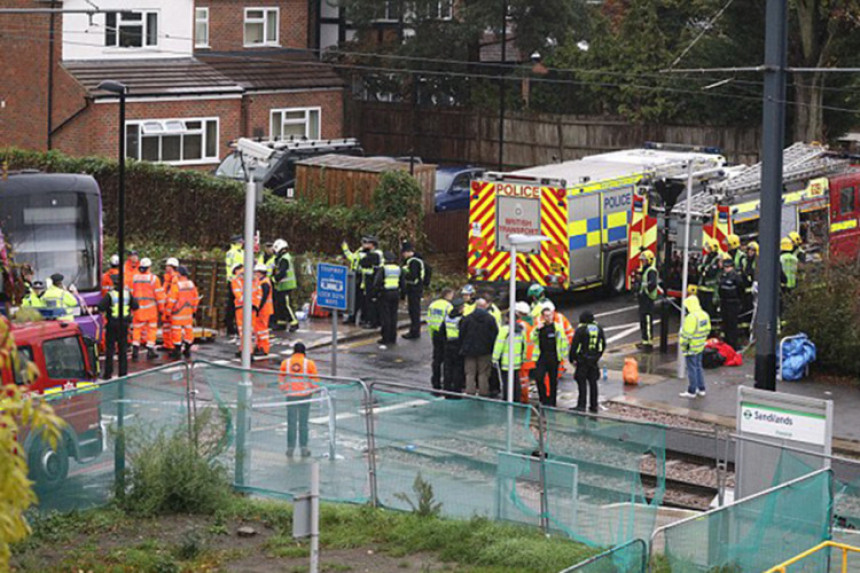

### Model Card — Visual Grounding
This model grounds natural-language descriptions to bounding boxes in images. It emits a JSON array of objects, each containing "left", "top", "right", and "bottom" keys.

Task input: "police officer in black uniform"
[
  {"left": 718, "top": 257, "right": 743, "bottom": 350},
  {"left": 97, "top": 274, "right": 139, "bottom": 379},
  {"left": 570, "top": 310, "right": 606, "bottom": 413},
  {"left": 400, "top": 242, "right": 425, "bottom": 340}
]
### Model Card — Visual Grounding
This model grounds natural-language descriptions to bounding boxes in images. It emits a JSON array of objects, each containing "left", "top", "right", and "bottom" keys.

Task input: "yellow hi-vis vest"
[{"left": 427, "top": 298, "right": 452, "bottom": 334}]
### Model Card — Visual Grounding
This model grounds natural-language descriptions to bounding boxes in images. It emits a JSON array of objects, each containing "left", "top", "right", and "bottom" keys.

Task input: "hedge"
[{"left": 0, "top": 149, "right": 414, "bottom": 254}]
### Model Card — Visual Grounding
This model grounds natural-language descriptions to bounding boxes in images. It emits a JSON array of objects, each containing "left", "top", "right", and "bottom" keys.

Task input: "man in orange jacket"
[
  {"left": 167, "top": 266, "right": 199, "bottom": 360},
  {"left": 101, "top": 254, "right": 120, "bottom": 296},
  {"left": 254, "top": 263, "right": 274, "bottom": 356},
  {"left": 161, "top": 257, "right": 179, "bottom": 353},
  {"left": 131, "top": 257, "right": 165, "bottom": 360},
  {"left": 124, "top": 250, "right": 140, "bottom": 288},
  {"left": 231, "top": 263, "right": 262, "bottom": 357},
  {"left": 279, "top": 342, "right": 318, "bottom": 457}
]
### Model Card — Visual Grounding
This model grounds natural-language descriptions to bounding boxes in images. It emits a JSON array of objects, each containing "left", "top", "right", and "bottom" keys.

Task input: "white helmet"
[
  {"left": 254, "top": 263, "right": 268, "bottom": 273},
  {"left": 139, "top": 257, "right": 152, "bottom": 269},
  {"left": 541, "top": 300, "right": 556, "bottom": 312},
  {"left": 272, "top": 239, "right": 288, "bottom": 253},
  {"left": 110, "top": 254, "right": 120, "bottom": 267},
  {"left": 515, "top": 301, "right": 530, "bottom": 315},
  {"left": 166, "top": 257, "right": 179, "bottom": 268}
]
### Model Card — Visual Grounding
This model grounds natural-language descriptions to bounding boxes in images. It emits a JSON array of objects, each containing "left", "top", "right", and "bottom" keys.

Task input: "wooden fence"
[
  {"left": 347, "top": 101, "right": 762, "bottom": 169},
  {"left": 424, "top": 210, "right": 469, "bottom": 261}
]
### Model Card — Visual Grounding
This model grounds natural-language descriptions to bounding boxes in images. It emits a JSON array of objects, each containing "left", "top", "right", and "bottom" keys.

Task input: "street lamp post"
[{"left": 96, "top": 80, "right": 128, "bottom": 375}]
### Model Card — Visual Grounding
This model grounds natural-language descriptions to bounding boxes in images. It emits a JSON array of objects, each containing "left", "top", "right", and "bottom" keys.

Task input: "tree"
[{"left": 0, "top": 316, "right": 63, "bottom": 568}]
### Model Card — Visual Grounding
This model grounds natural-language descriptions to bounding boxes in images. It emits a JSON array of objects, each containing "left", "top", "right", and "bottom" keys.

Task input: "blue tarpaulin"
[{"left": 781, "top": 333, "right": 817, "bottom": 381}]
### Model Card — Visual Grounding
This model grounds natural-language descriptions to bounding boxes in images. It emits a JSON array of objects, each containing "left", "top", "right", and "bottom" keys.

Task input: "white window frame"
[
  {"left": 124, "top": 117, "right": 220, "bottom": 166},
  {"left": 244, "top": 7, "right": 279, "bottom": 47},
  {"left": 195, "top": 7, "right": 210, "bottom": 48},
  {"left": 104, "top": 10, "right": 159, "bottom": 48},
  {"left": 270, "top": 107, "right": 321, "bottom": 141},
  {"left": 432, "top": 1, "right": 453, "bottom": 20},
  {"left": 373, "top": 1, "right": 400, "bottom": 22}
]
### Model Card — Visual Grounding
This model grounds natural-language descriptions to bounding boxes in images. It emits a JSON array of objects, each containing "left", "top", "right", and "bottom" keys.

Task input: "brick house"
[{"left": 0, "top": 0, "right": 345, "bottom": 168}]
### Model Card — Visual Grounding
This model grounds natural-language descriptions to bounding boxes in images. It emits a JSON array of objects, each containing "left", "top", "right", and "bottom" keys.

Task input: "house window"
[
  {"left": 434, "top": 1, "right": 453, "bottom": 19},
  {"left": 125, "top": 118, "right": 219, "bottom": 165},
  {"left": 244, "top": 8, "right": 279, "bottom": 46},
  {"left": 375, "top": 1, "right": 401, "bottom": 21},
  {"left": 195, "top": 8, "right": 209, "bottom": 48},
  {"left": 105, "top": 11, "right": 158, "bottom": 48},
  {"left": 270, "top": 108, "right": 321, "bottom": 140}
]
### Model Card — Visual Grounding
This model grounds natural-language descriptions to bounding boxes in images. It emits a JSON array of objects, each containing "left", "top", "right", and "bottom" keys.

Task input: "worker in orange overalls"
[
  {"left": 254, "top": 263, "right": 273, "bottom": 356},
  {"left": 279, "top": 342, "right": 318, "bottom": 457},
  {"left": 167, "top": 265, "right": 199, "bottom": 360},
  {"left": 124, "top": 250, "right": 140, "bottom": 288},
  {"left": 161, "top": 257, "right": 179, "bottom": 353},
  {"left": 101, "top": 254, "right": 120, "bottom": 296},
  {"left": 131, "top": 257, "right": 165, "bottom": 360},
  {"left": 231, "top": 263, "right": 262, "bottom": 357}
]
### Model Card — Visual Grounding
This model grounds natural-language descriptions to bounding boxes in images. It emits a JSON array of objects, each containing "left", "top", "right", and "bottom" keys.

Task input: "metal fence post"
[
  {"left": 535, "top": 404, "right": 549, "bottom": 533},
  {"left": 114, "top": 375, "right": 126, "bottom": 499},
  {"left": 363, "top": 380, "right": 378, "bottom": 507}
]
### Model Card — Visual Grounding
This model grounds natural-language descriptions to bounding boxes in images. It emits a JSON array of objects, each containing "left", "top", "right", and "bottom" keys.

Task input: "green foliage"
[
  {"left": 784, "top": 258, "right": 860, "bottom": 377},
  {"left": 117, "top": 409, "right": 232, "bottom": 517},
  {"left": 371, "top": 171, "right": 425, "bottom": 252},
  {"left": 394, "top": 473, "right": 442, "bottom": 517}
]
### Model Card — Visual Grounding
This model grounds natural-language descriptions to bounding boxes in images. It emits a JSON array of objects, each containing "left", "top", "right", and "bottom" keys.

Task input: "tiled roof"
[
  {"left": 198, "top": 50, "right": 346, "bottom": 91},
  {"left": 64, "top": 58, "right": 243, "bottom": 97}
]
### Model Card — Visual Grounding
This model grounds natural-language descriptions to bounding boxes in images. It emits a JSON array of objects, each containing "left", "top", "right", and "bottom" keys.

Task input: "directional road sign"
[{"left": 316, "top": 263, "right": 348, "bottom": 311}]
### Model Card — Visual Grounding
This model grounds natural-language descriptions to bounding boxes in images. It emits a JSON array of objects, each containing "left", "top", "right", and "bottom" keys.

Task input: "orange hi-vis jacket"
[
  {"left": 259, "top": 276, "right": 274, "bottom": 319},
  {"left": 124, "top": 260, "right": 139, "bottom": 287},
  {"left": 231, "top": 276, "right": 262, "bottom": 310},
  {"left": 101, "top": 268, "right": 119, "bottom": 296},
  {"left": 169, "top": 278, "right": 200, "bottom": 325},
  {"left": 131, "top": 271, "right": 164, "bottom": 321},
  {"left": 279, "top": 353, "right": 319, "bottom": 396},
  {"left": 162, "top": 268, "right": 177, "bottom": 314}
]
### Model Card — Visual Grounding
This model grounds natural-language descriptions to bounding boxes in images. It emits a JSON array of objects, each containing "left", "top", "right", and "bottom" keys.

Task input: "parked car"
[{"left": 434, "top": 166, "right": 485, "bottom": 212}]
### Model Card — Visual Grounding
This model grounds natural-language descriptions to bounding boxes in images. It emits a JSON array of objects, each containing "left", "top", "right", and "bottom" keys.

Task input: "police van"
[{"left": 467, "top": 147, "right": 726, "bottom": 293}]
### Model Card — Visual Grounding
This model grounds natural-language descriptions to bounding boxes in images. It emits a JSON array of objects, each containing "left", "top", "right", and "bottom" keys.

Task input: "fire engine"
[
  {"left": 1, "top": 319, "right": 103, "bottom": 490},
  {"left": 468, "top": 148, "right": 726, "bottom": 293}
]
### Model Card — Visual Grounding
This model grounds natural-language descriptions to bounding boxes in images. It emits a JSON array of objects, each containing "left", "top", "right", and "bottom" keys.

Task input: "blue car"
[{"left": 434, "top": 166, "right": 485, "bottom": 212}]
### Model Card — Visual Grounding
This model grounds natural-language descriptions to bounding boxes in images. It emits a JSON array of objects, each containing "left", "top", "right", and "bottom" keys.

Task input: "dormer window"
[{"left": 105, "top": 11, "right": 159, "bottom": 48}]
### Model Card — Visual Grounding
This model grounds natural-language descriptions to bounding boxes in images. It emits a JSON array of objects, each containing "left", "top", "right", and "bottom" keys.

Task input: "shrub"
[
  {"left": 783, "top": 258, "right": 860, "bottom": 377},
  {"left": 371, "top": 170, "right": 426, "bottom": 252},
  {"left": 117, "top": 408, "right": 232, "bottom": 517}
]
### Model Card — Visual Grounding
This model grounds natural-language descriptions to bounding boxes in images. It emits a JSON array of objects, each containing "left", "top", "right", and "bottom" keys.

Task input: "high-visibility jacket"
[
  {"left": 697, "top": 252, "right": 721, "bottom": 291},
  {"left": 492, "top": 324, "right": 527, "bottom": 370},
  {"left": 162, "top": 268, "right": 177, "bottom": 314},
  {"left": 123, "top": 260, "right": 138, "bottom": 287},
  {"left": 341, "top": 242, "right": 361, "bottom": 272},
  {"left": 555, "top": 312, "right": 574, "bottom": 344},
  {"left": 274, "top": 251, "right": 297, "bottom": 291},
  {"left": 489, "top": 304, "right": 502, "bottom": 327},
  {"left": 259, "top": 277, "right": 274, "bottom": 318},
  {"left": 109, "top": 287, "right": 133, "bottom": 320},
  {"left": 443, "top": 313, "right": 462, "bottom": 342},
  {"left": 131, "top": 271, "right": 164, "bottom": 320},
  {"left": 427, "top": 298, "right": 452, "bottom": 335},
  {"left": 730, "top": 249, "right": 748, "bottom": 277},
  {"left": 258, "top": 252, "right": 276, "bottom": 278},
  {"left": 279, "top": 353, "right": 318, "bottom": 396},
  {"left": 168, "top": 279, "right": 200, "bottom": 322},
  {"left": 463, "top": 302, "right": 476, "bottom": 316},
  {"left": 21, "top": 286, "right": 45, "bottom": 309},
  {"left": 402, "top": 256, "right": 425, "bottom": 286},
  {"left": 530, "top": 320, "right": 569, "bottom": 363},
  {"left": 231, "top": 276, "right": 262, "bottom": 310},
  {"left": 101, "top": 268, "right": 119, "bottom": 296},
  {"left": 680, "top": 297, "right": 710, "bottom": 356},
  {"left": 522, "top": 321, "right": 539, "bottom": 370},
  {"left": 780, "top": 252, "right": 798, "bottom": 289},
  {"left": 225, "top": 244, "right": 244, "bottom": 279},
  {"left": 639, "top": 264, "right": 659, "bottom": 300},
  {"left": 529, "top": 299, "right": 547, "bottom": 321},
  {"left": 382, "top": 264, "right": 402, "bottom": 290},
  {"left": 42, "top": 285, "right": 78, "bottom": 321}
]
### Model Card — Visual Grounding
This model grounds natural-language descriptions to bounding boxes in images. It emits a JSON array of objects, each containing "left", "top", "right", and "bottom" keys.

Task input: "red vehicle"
[{"left": 2, "top": 320, "right": 103, "bottom": 489}]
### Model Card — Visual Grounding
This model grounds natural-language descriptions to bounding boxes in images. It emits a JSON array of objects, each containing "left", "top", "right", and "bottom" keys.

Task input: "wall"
[
  {"left": 195, "top": 0, "right": 308, "bottom": 52},
  {"left": 243, "top": 89, "right": 343, "bottom": 139},
  {"left": 348, "top": 101, "right": 763, "bottom": 168},
  {"left": 62, "top": 0, "right": 194, "bottom": 60}
]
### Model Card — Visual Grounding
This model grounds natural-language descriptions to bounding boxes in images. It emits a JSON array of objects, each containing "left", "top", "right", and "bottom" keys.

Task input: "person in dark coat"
[
  {"left": 459, "top": 298, "right": 498, "bottom": 397},
  {"left": 569, "top": 311, "right": 606, "bottom": 413},
  {"left": 442, "top": 298, "right": 466, "bottom": 396},
  {"left": 718, "top": 257, "right": 744, "bottom": 350},
  {"left": 98, "top": 274, "right": 139, "bottom": 379}
]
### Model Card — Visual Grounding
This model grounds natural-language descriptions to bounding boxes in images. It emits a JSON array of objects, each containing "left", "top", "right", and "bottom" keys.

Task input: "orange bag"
[{"left": 622, "top": 357, "right": 640, "bottom": 385}]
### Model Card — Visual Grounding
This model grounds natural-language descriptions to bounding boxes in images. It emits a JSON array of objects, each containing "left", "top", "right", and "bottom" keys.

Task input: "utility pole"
[
  {"left": 754, "top": 0, "right": 788, "bottom": 391},
  {"left": 497, "top": 0, "right": 507, "bottom": 171}
]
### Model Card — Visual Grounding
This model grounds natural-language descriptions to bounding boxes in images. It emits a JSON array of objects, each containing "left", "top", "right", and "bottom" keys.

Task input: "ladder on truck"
[{"left": 228, "top": 137, "right": 361, "bottom": 152}]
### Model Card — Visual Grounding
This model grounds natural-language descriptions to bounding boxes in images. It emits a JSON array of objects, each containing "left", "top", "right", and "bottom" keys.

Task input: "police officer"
[
  {"left": 636, "top": 250, "right": 658, "bottom": 351},
  {"left": 21, "top": 280, "right": 46, "bottom": 308},
  {"left": 98, "top": 274, "right": 138, "bottom": 379},
  {"left": 570, "top": 310, "right": 606, "bottom": 413},
  {"left": 492, "top": 313, "right": 527, "bottom": 402},
  {"left": 427, "top": 288, "right": 454, "bottom": 392},
  {"left": 531, "top": 304, "right": 569, "bottom": 407},
  {"left": 740, "top": 241, "right": 758, "bottom": 330},
  {"left": 400, "top": 242, "right": 425, "bottom": 340},
  {"left": 375, "top": 251, "right": 402, "bottom": 347},
  {"left": 272, "top": 239, "right": 299, "bottom": 332},
  {"left": 360, "top": 236, "right": 384, "bottom": 328},
  {"left": 443, "top": 298, "right": 466, "bottom": 396},
  {"left": 43, "top": 274, "right": 79, "bottom": 321},
  {"left": 697, "top": 238, "right": 722, "bottom": 317},
  {"left": 718, "top": 257, "right": 743, "bottom": 350}
]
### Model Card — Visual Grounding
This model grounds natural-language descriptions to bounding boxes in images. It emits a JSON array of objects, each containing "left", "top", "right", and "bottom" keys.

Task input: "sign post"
[
  {"left": 316, "top": 263, "right": 350, "bottom": 376},
  {"left": 736, "top": 386, "right": 833, "bottom": 499}
]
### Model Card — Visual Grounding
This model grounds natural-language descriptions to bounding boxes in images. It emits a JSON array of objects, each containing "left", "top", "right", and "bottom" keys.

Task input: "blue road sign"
[{"left": 316, "top": 263, "right": 348, "bottom": 311}]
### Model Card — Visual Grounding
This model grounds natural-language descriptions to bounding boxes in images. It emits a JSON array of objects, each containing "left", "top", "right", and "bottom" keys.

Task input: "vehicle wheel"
[
  {"left": 28, "top": 435, "right": 69, "bottom": 490},
  {"left": 606, "top": 256, "right": 627, "bottom": 296}
]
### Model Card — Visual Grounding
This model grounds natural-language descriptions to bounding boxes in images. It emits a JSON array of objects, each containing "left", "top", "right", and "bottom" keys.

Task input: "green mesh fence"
[
  {"left": 542, "top": 407, "right": 666, "bottom": 548},
  {"left": 190, "top": 360, "right": 372, "bottom": 503},
  {"left": 559, "top": 538, "right": 647, "bottom": 572},
  {"left": 30, "top": 364, "right": 191, "bottom": 512},
  {"left": 662, "top": 468, "right": 833, "bottom": 572}
]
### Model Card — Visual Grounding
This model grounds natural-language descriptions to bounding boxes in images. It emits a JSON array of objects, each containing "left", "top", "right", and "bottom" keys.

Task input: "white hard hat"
[
  {"left": 272, "top": 239, "right": 288, "bottom": 253},
  {"left": 254, "top": 263, "right": 268, "bottom": 273},
  {"left": 515, "top": 301, "right": 530, "bottom": 315},
  {"left": 110, "top": 254, "right": 119, "bottom": 267},
  {"left": 166, "top": 257, "right": 179, "bottom": 268},
  {"left": 542, "top": 301, "right": 556, "bottom": 312},
  {"left": 140, "top": 257, "right": 152, "bottom": 268}
]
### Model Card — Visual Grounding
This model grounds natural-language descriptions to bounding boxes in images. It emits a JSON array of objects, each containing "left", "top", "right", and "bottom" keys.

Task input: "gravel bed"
[
  {"left": 605, "top": 402, "right": 720, "bottom": 433},
  {"left": 640, "top": 456, "right": 735, "bottom": 489}
]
